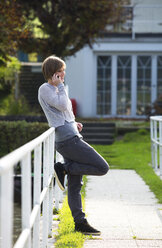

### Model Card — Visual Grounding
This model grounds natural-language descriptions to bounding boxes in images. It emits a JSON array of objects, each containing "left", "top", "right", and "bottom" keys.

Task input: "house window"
[
  {"left": 157, "top": 56, "right": 162, "bottom": 98},
  {"left": 96, "top": 54, "right": 161, "bottom": 117},
  {"left": 117, "top": 56, "right": 131, "bottom": 115},
  {"left": 97, "top": 56, "right": 111, "bottom": 115},
  {"left": 136, "top": 56, "right": 151, "bottom": 115}
]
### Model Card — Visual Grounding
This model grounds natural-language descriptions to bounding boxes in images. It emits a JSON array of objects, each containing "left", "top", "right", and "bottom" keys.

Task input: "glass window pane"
[
  {"left": 97, "top": 68, "right": 103, "bottom": 78},
  {"left": 136, "top": 56, "right": 151, "bottom": 115},
  {"left": 105, "top": 68, "right": 111, "bottom": 79},
  {"left": 117, "top": 56, "right": 131, "bottom": 115},
  {"left": 97, "top": 56, "right": 111, "bottom": 115},
  {"left": 145, "top": 69, "right": 151, "bottom": 79}
]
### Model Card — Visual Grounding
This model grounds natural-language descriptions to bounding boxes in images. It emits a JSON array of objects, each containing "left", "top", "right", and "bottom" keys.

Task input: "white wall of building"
[
  {"left": 65, "top": 46, "right": 96, "bottom": 117},
  {"left": 65, "top": 0, "right": 162, "bottom": 118},
  {"left": 65, "top": 41, "right": 162, "bottom": 118}
]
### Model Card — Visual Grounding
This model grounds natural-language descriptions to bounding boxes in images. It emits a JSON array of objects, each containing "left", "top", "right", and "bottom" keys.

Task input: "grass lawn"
[
  {"left": 93, "top": 129, "right": 162, "bottom": 203},
  {"left": 54, "top": 129, "right": 162, "bottom": 247},
  {"left": 54, "top": 196, "right": 86, "bottom": 248},
  {"left": 54, "top": 177, "right": 89, "bottom": 247}
]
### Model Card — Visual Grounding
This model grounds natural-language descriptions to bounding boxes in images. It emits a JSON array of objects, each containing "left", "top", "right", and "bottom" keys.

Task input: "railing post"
[
  {"left": 150, "top": 118, "right": 154, "bottom": 169},
  {"left": 159, "top": 121, "right": 162, "bottom": 177},
  {"left": 42, "top": 137, "right": 50, "bottom": 248},
  {"left": 0, "top": 169, "right": 13, "bottom": 248},
  {"left": 153, "top": 120, "right": 158, "bottom": 171},
  {"left": 48, "top": 132, "right": 54, "bottom": 237},
  {"left": 33, "top": 143, "right": 42, "bottom": 248},
  {"left": 55, "top": 152, "right": 65, "bottom": 210},
  {"left": 21, "top": 153, "right": 31, "bottom": 248}
]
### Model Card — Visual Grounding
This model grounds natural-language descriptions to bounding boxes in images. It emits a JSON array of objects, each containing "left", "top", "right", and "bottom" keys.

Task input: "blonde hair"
[{"left": 42, "top": 55, "right": 66, "bottom": 80}]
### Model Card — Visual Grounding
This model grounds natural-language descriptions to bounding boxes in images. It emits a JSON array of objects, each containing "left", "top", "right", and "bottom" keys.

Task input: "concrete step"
[
  {"left": 80, "top": 122, "right": 116, "bottom": 145},
  {"left": 83, "top": 138, "right": 114, "bottom": 145},
  {"left": 82, "top": 122, "right": 115, "bottom": 128},
  {"left": 19, "top": 67, "right": 44, "bottom": 106},
  {"left": 82, "top": 133, "right": 114, "bottom": 139},
  {"left": 81, "top": 127, "right": 115, "bottom": 133},
  {"left": 19, "top": 75, "right": 43, "bottom": 80}
]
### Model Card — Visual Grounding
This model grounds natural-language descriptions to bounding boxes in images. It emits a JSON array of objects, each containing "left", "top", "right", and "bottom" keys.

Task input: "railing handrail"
[
  {"left": 150, "top": 116, "right": 162, "bottom": 122},
  {"left": 0, "top": 127, "right": 54, "bottom": 174},
  {"left": 109, "top": 4, "right": 162, "bottom": 39},
  {"left": 150, "top": 116, "right": 162, "bottom": 178},
  {"left": 0, "top": 127, "right": 64, "bottom": 248},
  {"left": 124, "top": 4, "right": 162, "bottom": 8}
]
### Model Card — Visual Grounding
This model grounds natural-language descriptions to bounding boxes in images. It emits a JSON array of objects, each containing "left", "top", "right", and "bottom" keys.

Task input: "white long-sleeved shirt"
[{"left": 38, "top": 82, "right": 75, "bottom": 128}]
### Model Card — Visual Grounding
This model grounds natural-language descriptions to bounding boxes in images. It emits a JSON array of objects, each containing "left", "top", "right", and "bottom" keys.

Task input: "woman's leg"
[
  {"left": 56, "top": 136, "right": 109, "bottom": 176},
  {"left": 67, "top": 174, "right": 86, "bottom": 223},
  {"left": 55, "top": 136, "right": 109, "bottom": 223},
  {"left": 56, "top": 137, "right": 109, "bottom": 223}
]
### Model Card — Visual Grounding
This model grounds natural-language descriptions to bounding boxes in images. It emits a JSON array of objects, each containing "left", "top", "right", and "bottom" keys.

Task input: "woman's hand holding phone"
[{"left": 52, "top": 73, "right": 63, "bottom": 86}]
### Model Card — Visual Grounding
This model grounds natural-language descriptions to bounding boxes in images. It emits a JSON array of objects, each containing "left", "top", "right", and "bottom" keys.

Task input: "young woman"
[{"left": 38, "top": 55, "right": 109, "bottom": 235}]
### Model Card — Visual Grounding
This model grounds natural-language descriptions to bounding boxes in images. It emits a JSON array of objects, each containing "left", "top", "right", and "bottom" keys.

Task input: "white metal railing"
[
  {"left": 131, "top": 4, "right": 162, "bottom": 40},
  {"left": 107, "top": 4, "right": 162, "bottom": 40},
  {"left": 0, "top": 127, "right": 63, "bottom": 248},
  {"left": 150, "top": 116, "right": 162, "bottom": 178}
]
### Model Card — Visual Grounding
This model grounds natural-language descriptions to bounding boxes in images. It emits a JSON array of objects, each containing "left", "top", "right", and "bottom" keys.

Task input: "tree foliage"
[
  {"left": 0, "top": 0, "right": 31, "bottom": 64},
  {"left": 0, "top": 56, "right": 21, "bottom": 92},
  {"left": 17, "top": 0, "right": 125, "bottom": 58}
]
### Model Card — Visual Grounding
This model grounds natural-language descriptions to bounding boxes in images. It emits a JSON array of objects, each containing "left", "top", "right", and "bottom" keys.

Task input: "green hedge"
[{"left": 0, "top": 121, "right": 49, "bottom": 157}]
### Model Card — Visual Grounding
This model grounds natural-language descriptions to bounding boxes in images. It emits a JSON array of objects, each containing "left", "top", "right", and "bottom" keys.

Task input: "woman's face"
[{"left": 57, "top": 67, "right": 66, "bottom": 82}]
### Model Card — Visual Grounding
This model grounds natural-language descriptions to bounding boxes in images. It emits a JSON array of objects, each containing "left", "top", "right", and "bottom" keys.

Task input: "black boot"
[
  {"left": 54, "top": 162, "right": 66, "bottom": 191},
  {"left": 75, "top": 219, "right": 101, "bottom": 235}
]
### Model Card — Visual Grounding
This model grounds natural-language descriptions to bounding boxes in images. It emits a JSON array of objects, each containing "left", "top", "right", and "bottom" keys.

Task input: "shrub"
[
  {"left": 123, "top": 129, "right": 150, "bottom": 143},
  {"left": 0, "top": 121, "right": 48, "bottom": 157},
  {"left": 137, "top": 128, "right": 149, "bottom": 135},
  {"left": 153, "top": 94, "right": 162, "bottom": 115},
  {"left": 0, "top": 56, "right": 21, "bottom": 92},
  {"left": 0, "top": 94, "right": 31, "bottom": 115},
  {"left": 147, "top": 94, "right": 162, "bottom": 117}
]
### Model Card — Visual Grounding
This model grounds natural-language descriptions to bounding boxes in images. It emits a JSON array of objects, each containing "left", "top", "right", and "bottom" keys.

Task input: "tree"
[
  {"left": 17, "top": 0, "right": 125, "bottom": 58},
  {"left": 0, "top": 0, "right": 31, "bottom": 65}
]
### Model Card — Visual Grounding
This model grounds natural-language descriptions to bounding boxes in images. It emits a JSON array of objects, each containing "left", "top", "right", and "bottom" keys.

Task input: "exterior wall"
[
  {"left": 65, "top": 47, "right": 96, "bottom": 117},
  {"left": 65, "top": 41, "right": 162, "bottom": 118},
  {"left": 65, "top": 0, "right": 162, "bottom": 118}
]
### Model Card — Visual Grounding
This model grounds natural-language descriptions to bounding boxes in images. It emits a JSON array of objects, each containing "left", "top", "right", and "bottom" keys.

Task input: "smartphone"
[{"left": 52, "top": 74, "right": 59, "bottom": 81}]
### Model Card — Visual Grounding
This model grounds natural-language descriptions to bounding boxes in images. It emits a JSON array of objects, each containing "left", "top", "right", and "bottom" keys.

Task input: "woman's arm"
[
  {"left": 40, "top": 83, "right": 69, "bottom": 111},
  {"left": 76, "top": 122, "right": 83, "bottom": 132}
]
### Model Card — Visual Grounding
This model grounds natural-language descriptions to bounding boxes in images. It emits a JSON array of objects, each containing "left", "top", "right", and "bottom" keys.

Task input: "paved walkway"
[{"left": 84, "top": 170, "right": 162, "bottom": 248}]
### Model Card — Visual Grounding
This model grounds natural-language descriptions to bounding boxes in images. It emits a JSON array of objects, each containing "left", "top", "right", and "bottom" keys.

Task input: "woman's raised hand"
[{"left": 52, "top": 73, "right": 64, "bottom": 86}]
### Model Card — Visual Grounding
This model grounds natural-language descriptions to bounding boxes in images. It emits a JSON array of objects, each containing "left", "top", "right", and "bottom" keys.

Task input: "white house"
[{"left": 65, "top": 0, "right": 162, "bottom": 118}]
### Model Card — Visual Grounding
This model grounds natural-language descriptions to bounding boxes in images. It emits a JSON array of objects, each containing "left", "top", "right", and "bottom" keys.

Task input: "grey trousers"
[{"left": 56, "top": 136, "right": 109, "bottom": 223}]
